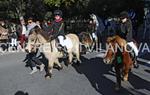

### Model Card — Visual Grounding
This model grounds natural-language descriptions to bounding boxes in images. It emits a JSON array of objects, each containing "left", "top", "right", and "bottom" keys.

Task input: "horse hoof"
[
  {"left": 45, "top": 76, "right": 51, "bottom": 79},
  {"left": 58, "top": 66, "right": 63, "bottom": 71},
  {"left": 115, "top": 86, "right": 120, "bottom": 91},
  {"left": 114, "top": 85, "right": 121, "bottom": 91},
  {"left": 45, "top": 74, "right": 52, "bottom": 79},
  {"left": 76, "top": 61, "right": 81, "bottom": 66},
  {"left": 123, "top": 77, "right": 128, "bottom": 81},
  {"left": 134, "top": 64, "right": 139, "bottom": 69},
  {"left": 65, "top": 63, "right": 69, "bottom": 67}
]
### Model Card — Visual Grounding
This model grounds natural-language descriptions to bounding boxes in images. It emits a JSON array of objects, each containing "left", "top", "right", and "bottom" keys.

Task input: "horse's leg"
[
  {"left": 54, "top": 59, "right": 63, "bottom": 70},
  {"left": 75, "top": 49, "right": 81, "bottom": 66},
  {"left": 88, "top": 44, "right": 92, "bottom": 52},
  {"left": 45, "top": 59, "right": 54, "bottom": 79},
  {"left": 68, "top": 52, "right": 73, "bottom": 64},
  {"left": 96, "top": 40, "right": 99, "bottom": 52},
  {"left": 90, "top": 41, "right": 95, "bottom": 52},
  {"left": 123, "top": 64, "right": 130, "bottom": 81},
  {"left": 85, "top": 44, "right": 89, "bottom": 52},
  {"left": 114, "top": 64, "right": 121, "bottom": 91}
]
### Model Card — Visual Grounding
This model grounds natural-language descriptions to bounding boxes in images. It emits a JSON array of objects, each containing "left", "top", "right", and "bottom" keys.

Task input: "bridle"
[
  {"left": 105, "top": 40, "right": 124, "bottom": 64},
  {"left": 29, "top": 34, "right": 42, "bottom": 49}
]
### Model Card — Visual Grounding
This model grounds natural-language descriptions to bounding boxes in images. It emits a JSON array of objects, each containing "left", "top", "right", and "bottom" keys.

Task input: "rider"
[
  {"left": 118, "top": 11, "right": 139, "bottom": 68},
  {"left": 49, "top": 10, "right": 67, "bottom": 56}
]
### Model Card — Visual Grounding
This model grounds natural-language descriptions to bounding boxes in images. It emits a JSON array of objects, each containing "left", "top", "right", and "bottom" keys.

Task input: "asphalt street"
[{"left": 0, "top": 52, "right": 149, "bottom": 95}]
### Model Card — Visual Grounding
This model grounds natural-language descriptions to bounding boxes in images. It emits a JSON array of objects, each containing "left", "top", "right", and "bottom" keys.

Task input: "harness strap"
[
  {"left": 58, "top": 23, "right": 64, "bottom": 32},
  {"left": 50, "top": 41, "right": 53, "bottom": 52}
]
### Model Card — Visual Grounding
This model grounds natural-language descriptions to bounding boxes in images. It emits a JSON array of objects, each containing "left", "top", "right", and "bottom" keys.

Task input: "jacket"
[{"left": 119, "top": 19, "right": 133, "bottom": 42}]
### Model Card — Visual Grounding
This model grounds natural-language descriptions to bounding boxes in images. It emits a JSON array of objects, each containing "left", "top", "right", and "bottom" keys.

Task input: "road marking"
[{"left": 137, "top": 58, "right": 150, "bottom": 64}]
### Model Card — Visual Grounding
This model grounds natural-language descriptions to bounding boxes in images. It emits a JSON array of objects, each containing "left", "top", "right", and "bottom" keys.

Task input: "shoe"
[
  {"left": 62, "top": 47, "right": 68, "bottom": 57},
  {"left": 39, "top": 64, "right": 45, "bottom": 72},
  {"left": 133, "top": 60, "right": 139, "bottom": 68},
  {"left": 30, "top": 67, "right": 38, "bottom": 74}
]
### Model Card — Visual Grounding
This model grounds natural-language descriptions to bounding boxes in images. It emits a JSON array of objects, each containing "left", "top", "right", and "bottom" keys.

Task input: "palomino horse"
[
  {"left": 79, "top": 32, "right": 98, "bottom": 53},
  {"left": 25, "top": 27, "right": 81, "bottom": 78},
  {"left": 103, "top": 35, "right": 135, "bottom": 91},
  {"left": 0, "top": 26, "right": 8, "bottom": 41}
]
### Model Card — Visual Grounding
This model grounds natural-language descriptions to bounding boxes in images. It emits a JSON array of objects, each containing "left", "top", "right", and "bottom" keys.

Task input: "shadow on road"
[
  {"left": 129, "top": 70, "right": 150, "bottom": 91},
  {"left": 144, "top": 69, "right": 150, "bottom": 74},
  {"left": 14, "top": 91, "right": 29, "bottom": 95},
  {"left": 72, "top": 56, "right": 149, "bottom": 95}
]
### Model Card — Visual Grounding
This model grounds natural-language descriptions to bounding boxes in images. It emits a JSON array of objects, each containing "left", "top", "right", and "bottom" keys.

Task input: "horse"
[
  {"left": 79, "top": 32, "right": 98, "bottom": 53},
  {"left": 25, "top": 27, "right": 81, "bottom": 78},
  {"left": 103, "top": 35, "right": 135, "bottom": 91},
  {"left": 0, "top": 26, "right": 9, "bottom": 42}
]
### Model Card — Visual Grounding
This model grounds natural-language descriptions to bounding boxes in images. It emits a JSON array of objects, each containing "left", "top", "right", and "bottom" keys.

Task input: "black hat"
[
  {"left": 54, "top": 10, "right": 62, "bottom": 17},
  {"left": 119, "top": 11, "right": 129, "bottom": 19}
]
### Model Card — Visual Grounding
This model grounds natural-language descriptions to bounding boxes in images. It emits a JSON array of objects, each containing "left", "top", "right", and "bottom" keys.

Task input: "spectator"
[
  {"left": 10, "top": 23, "right": 18, "bottom": 50},
  {"left": 26, "top": 18, "right": 37, "bottom": 37},
  {"left": 20, "top": 17, "right": 27, "bottom": 48}
]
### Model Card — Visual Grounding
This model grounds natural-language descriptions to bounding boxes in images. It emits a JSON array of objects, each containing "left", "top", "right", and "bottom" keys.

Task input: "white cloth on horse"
[
  {"left": 127, "top": 42, "right": 139, "bottom": 56},
  {"left": 58, "top": 35, "right": 73, "bottom": 50},
  {"left": 92, "top": 33, "right": 97, "bottom": 40}
]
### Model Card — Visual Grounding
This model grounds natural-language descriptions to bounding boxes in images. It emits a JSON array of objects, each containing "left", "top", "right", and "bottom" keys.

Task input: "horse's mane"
[
  {"left": 29, "top": 26, "right": 50, "bottom": 41},
  {"left": 79, "top": 32, "right": 90, "bottom": 41},
  {"left": 38, "top": 30, "right": 50, "bottom": 41},
  {"left": 107, "top": 35, "right": 126, "bottom": 47},
  {"left": 107, "top": 36, "right": 117, "bottom": 43}
]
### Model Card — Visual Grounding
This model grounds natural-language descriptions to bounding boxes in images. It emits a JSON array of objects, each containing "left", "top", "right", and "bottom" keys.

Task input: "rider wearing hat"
[
  {"left": 118, "top": 11, "right": 139, "bottom": 68},
  {"left": 49, "top": 10, "right": 67, "bottom": 55},
  {"left": 118, "top": 11, "right": 133, "bottom": 41},
  {"left": 49, "top": 10, "right": 65, "bottom": 38}
]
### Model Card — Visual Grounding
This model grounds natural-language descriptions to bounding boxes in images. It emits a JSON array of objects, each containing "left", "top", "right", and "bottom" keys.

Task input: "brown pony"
[
  {"left": 25, "top": 27, "right": 81, "bottom": 78},
  {"left": 79, "top": 32, "right": 98, "bottom": 53},
  {"left": 103, "top": 35, "right": 134, "bottom": 91}
]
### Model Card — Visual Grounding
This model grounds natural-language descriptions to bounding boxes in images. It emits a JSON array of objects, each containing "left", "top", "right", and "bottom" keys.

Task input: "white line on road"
[{"left": 137, "top": 58, "right": 150, "bottom": 64}]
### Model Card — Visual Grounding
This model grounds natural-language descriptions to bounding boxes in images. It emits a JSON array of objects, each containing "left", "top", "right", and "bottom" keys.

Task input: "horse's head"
[
  {"left": 25, "top": 26, "right": 48, "bottom": 53},
  {"left": 90, "top": 14, "right": 97, "bottom": 22},
  {"left": 103, "top": 36, "right": 126, "bottom": 64},
  {"left": 103, "top": 36, "right": 116, "bottom": 64},
  {"left": 25, "top": 31, "right": 38, "bottom": 53}
]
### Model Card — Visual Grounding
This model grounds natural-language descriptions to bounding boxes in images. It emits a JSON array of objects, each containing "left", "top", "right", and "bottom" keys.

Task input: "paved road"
[{"left": 0, "top": 52, "right": 150, "bottom": 95}]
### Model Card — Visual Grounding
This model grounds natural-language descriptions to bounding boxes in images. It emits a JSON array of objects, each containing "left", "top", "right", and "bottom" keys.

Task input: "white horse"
[{"left": 25, "top": 27, "right": 81, "bottom": 78}]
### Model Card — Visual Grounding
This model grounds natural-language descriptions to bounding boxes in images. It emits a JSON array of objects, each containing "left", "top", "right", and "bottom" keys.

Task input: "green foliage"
[
  {"left": 43, "top": 0, "right": 75, "bottom": 7},
  {"left": 44, "top": 11, "right": 52, "bottom": 20}
]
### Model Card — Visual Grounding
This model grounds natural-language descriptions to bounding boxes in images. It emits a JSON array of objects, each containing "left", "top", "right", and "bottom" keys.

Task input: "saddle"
[{"left": 56, "top": 35, "right": 73, "bottom": 57}]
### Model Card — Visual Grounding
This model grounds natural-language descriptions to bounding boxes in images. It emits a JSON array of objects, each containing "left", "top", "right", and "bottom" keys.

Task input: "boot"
[
  {"left": 62, "top": 46, "right": 68, "bottom": 57},
  {"left": 57, "top": 44, "right": 62, "bottom": 51},
  {"left": 39, "top": 64, "right": 45, "bottom": 72},
  {"left": 30, "top": 67, "right": 38, "bottom": 74},
  {"left": 133, "top": 57, "right": 139, "bottom": 68}
]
